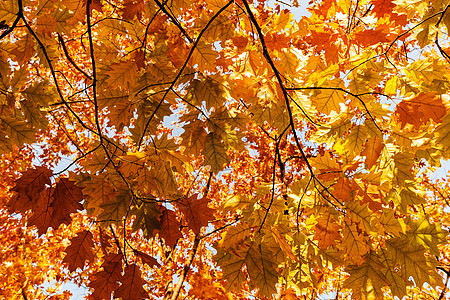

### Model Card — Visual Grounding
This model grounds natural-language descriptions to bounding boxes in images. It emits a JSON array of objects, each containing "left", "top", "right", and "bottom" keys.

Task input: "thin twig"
[{"left": 137, "top": 0, "right": 234, "bottom": 149}]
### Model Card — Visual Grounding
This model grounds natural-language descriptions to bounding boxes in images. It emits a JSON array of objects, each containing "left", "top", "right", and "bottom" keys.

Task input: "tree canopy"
[{"left": 1, "top": 0, "right": 450, "bottom": 299}]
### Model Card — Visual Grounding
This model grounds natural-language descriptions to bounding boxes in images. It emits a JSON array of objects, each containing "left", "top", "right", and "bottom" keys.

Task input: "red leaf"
[
  {"left": 99, "top": 227, "right": 112, "bottom": 254},
  {"left": 50, "top": 178, "right": 83, "bottom": 227},
  {"left": 114, "top": 264, "right": 149, "bottom": 300},
  {"left": 63, "top": 230, "right": 95, "bottom": 272},
  {"left": 133, "top": 250, "right": 159, "bottom": 267},
  {"left": 178, "top": 195, "right": 214, "bottom": 234},
  {"left": 120, "top": 0, "right": 145, "bottom": 20},
  {"left": 27, "top": 189, "right": 54, "bottom": 235},
  {"left": 158, "top": 208, "right": 182, "bottom": 248},
  {"left": 84, "top": 0, "right": 103, "bottom": 14},
  {"left": 8, "top": 166, "right": 53, "bottom": 213},
  {"left": 89, "top": 253, "right": 123, "bottom": 300}
]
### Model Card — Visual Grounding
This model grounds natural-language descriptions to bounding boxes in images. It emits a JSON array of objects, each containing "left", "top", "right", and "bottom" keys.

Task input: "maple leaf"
[
  {"left": 120, "top": 0, "right": 145, "bottom": 20},
  {"left": 343, "top": 251, "right": 391, "bottom": 300},
  {"left": 131, "top": 202, "right": 161, "bottom": 239},
  {"left": 27, "top": 188, "right": 54, "bottom": 235},
  {"left": 216, "top": 236, "right": 279, "bottom": 297},
  {"left": 63, "top": 230, "right": 95, "bottom": 272},
  {"left": 178, "top": 195, "right": 214, "bottom": 234},
  {"left": 340, "top": 222, "right": 369, "bottom": 265},
  {"left": 361, "top": 136, "right": 383, "bottom": 169},
  {"left": 114, "top": 264, "right": 149, "bottom": 300},
  {"left": 0, "top": 116, "right": 37, "bottom": 153},
  {"left": 3, "top": 0, "right": 450, "bottom": 299},
  {"left": 384, "top": 236, "right": 439, "bottom": 287},
  {"left": 406, "top": 216, "right": 448, "bottom": 256}
]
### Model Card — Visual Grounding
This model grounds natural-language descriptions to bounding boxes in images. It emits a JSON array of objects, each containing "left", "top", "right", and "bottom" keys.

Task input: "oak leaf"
[
  {"left": 114, "top": 264, "right": 149, "bottom": 300},
  {"left": 8, "top": 166, "right": 53, "bottom": 213},
  {"left": 157, "top": 208, "right": 182, "bottom": 248},
  {"left": 63, "top": 230, "right": 95, "bottom": 272},
  {"left": 88, "top": 253, "right": 123, "bottom": 300},
  {"left": 50, "top": 178, "right": 83, "bottom": 227},
  {"left": 178, "top": 195, "right": 214, "bottom": 234}
]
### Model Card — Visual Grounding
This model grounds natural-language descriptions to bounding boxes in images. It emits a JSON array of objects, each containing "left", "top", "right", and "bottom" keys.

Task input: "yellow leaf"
[
  {"left": 311, "top": 82, "right": 345, "bottom": 114},
  {"left": 204, "top": 132, "right": 230, "bottom": 174}
]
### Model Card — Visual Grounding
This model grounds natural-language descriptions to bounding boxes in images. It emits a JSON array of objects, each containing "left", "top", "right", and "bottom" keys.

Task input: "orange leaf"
[
  {"left": 361, "top": 136, "right": 383, "bottom": 169},
  {"left": 50, "top": 178, "right": 84, "bottom": 227},
  {"left": 394, "top": 92, "right": 447, "bottom": 129},
  {"left": 8, "top": 166, "right": 53, "bottom": 213},
  {"left": 314, "top": 213, "right": 341, "bottom": 249}
]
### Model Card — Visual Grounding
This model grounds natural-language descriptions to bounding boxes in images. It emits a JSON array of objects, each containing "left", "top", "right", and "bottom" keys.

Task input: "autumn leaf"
[
  {"left": 314, "top": 212, "right": 341, "bottom": 249},
  {"left": 157, "top": 208, "right": 182, "bottom": 248},
  {"left": 133, "top": 250, "right": 159, "bottom": 267},
  {"left": 343, "top": 251, "right": 391, "bottom": 300},
  {"left": 50, "top": 178, "right": 83, "bottom": 227},
  {"left": 88, "top": 253, "right": 123, "bottom": 300},
  {"left": 1, "top": 0, "right": 450, "bottom": 299},
  {"left": 394, "top": 92, "right": 447, "bottom": 129},
  {"left": 131, "top": 202, "right": 161, "bottom": 239},
  {"left": 8, "top": 166, "right": 53, "bottom": 213},
  {"left": 216, "top": 236, "right": 279, "bottom": 297},
  {"left": 204, "top": 132, "right": 230, "bottom": 174},
  {"left": 114, "top": 264, "right": 149, "bottom": 300},
  {"left": 63, "top": 230, "right": 95, "bottom": 272},
  {"left": 361, "top": 136, "right": 383, "bottom": 169},
  {"left": 178, "top": 195, "right": 214, "bottom": 234}
]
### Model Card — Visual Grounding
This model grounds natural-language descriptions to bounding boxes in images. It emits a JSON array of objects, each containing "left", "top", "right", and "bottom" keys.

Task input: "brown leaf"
[
  {"left": 157, "top": 208, "right": 182, "bottom": 248},
  {"left": 8, "top": 166, "right": 53, "bottom": 213},
  {"left": 27, "top": 189, "right": 54, "bottom": 235},
  {"left": 120, "top": 0, "right": 145, "bottom": 20},
  {"left": 114, "top": 264, "right": 149, "bottom": 300},
  {"left": 63, "top": 230, "right": 95, "bottom": 272},
  {"left": 178, "top": 195, "right": 214, "bottom": 234},
  {"left": 133, "top": 250, "right": 159, "bottom": 267},
  {"left": 89, "top": 253, "right": 123, "bottom": 300},
  {"left": 50, "top": 178, "right": 84, "bottom": 227}
]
